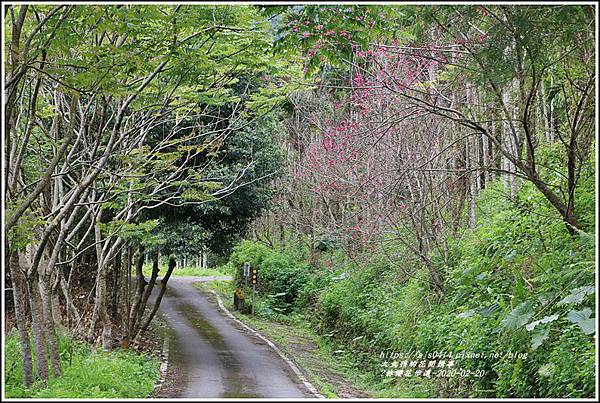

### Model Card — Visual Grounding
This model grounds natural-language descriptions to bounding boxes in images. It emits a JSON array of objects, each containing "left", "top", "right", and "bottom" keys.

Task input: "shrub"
[{"left": 227, "top": 240, "right": 311, "bottom": 312}]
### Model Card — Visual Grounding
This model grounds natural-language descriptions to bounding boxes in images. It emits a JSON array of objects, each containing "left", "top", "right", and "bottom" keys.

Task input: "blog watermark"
[{"left": 379, "top": 350, "right": 529, "bottom": 379}]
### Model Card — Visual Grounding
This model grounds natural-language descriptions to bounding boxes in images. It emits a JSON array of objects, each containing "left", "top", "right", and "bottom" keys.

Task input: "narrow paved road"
[{"left": 154, "top": 276, "right": 313, "bottom": 398}]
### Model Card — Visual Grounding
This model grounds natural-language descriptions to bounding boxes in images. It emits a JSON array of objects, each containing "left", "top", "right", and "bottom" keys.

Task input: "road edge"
[
  {"left": 208, "top": 290, "right": 326, "bottom": 399},
  {"left": 152, "top": 336, "right": 170, "bottom": 395}
]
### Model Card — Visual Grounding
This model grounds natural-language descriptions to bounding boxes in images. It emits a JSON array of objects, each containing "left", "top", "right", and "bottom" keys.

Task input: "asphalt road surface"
[{"left": 155, "top": 276, "right": 313, "bottom": 398}]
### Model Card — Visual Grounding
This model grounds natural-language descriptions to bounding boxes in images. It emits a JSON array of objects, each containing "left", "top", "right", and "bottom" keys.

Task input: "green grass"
[
  {"left": 194, "top": 279, "right": 234, "bottom": 296},
  {"left": 4, "top": 330, "right": 160, "bottom": 398},
  {"left": 235, "top": 310, "right": 436, "bottom": 398},
  {"left": 139, "top": 263, "right": 232, "bottom": 278}
]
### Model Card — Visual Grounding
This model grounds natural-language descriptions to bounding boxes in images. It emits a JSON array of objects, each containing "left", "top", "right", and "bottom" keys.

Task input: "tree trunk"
[
  {"left": 111, "top": 250, "right": 121, "bottom": 319},
  {"left": 99, "top": 261, "right": 113, "bottom": 351},
  {"left": 100, "top": 308, "right": 112, "bottom": 351},
  {"left": 135, "top": 258, "right": 176, "bottom": 340},
  {"left": 26, "top": 268, "right": 48, "bottom": 383},
  {"left": 127, "top": 247, "right": 146, "bottom": 343},
  {"left": 482, "top": 126, "right": 491, "bottom": 187},
  {"left": 525, "top": 167, "right": 583, "bottom": 233},
  {"left": 50, "top": 271, "right": 62, "bottom": 328},
  {"left": 279, "top": 221, "right": 285, "bottom": 249},
  {"left": 501, "top": 87, "right": 513, "bottom": 197},
  {"left": 87, "top": 225, "right": 103, "bottom": 342},
  {"left": 467, "top": 132, "right": 477, "bottom": 229},
  {"left": 8, "top": 249, "right": 34, "bottom": 387},
  {"left": 510, "top": 104, "right": 520, "bottom": 196},
  {"left": 59, "top": 270, "right": 80, "bottom": 332},
  {"left": 38, "top": 270, "right": 61, "bottom": 377},
  {"left": 120, "top": 246, "right": 132, "bottom": 348},
  {"left": 134, "top": 253, "right": 160, "bottom": 333}
]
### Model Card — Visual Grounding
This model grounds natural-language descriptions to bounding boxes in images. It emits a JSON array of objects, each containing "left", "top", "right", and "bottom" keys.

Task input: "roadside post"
[
  {"left": 234, "top": 287, "right": 245, "bottom": 311},
  {"left": 232, "top": 262, "right": 252, "bottom": 312}
]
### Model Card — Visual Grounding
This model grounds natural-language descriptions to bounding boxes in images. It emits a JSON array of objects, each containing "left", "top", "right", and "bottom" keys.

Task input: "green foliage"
[
  {"left": 222, "top": 238, "right": 271, "bottom": 270},
  {"left": 220, "top": 144, "right": 595, "bottom": 398},
  {"left": 99, "top": 219, "right": 160, "bottom": 242},
  {"left": 5, "top": 207, "right": 46, "bottom": 251},
  {"left": 265, "top": 5, "right": 408, "bottom": 77},
  {"left": 565, "top": 308, "right": 595, "bottom": 335},
  {"left": 143, "top": 112, "right": 285, "bottom": 256},
  {"left": 228, "top": 240, "right": 311, "bottom": 313},
  {"left": 425, "top": 168, "right": 595, "bottom": 397},
  {"left": 500, "top": 302, "right": 535, "bottom": 330},
  {"left": 4, "top": 331, "right": 159, "bottom": 398},
  {"left": 151, "top": 221, "right": 209, "bottom": 256}
]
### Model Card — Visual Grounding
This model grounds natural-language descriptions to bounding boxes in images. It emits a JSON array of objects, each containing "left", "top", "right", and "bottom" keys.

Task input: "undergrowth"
[
  {"left": 4, "top": 331, "right": 159, "bottom": 398},
  {"left": 219, "top": 148, "right": 596, "bottom": 398}
]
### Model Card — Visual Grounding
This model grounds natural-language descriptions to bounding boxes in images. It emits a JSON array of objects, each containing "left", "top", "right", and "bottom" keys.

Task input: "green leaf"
[
  {"left": 525, "top": 314, "right": 559, "bottom": 331},
  {"left": 531, "top": 327, "right": 550, "bottom": 350},
  {"left": 504, "top": 249, "right": 517, "bottom": 263},
  {"left": 478, "top": 302, "right": 500, "bottom": 317},
  {"left": 566, "top": 308, "right": 595, "bottom": 335},
  {"left": 500, "top": 301, "right": 535, "bottom": 330},
  {"left": 457, "top": 309, "right": 476, "bottom": 319},
  {"left": 559, "top": 285, "right": 595, "bottom": 305},
  {"left": 515, "top": 276, "right": 526, "bottom": 299}
]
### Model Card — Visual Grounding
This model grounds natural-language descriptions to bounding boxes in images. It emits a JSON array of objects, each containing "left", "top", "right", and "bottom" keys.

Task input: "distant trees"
[
  {"left": 254, "top": 5, "right": 595, "bottom": 293},
  {"left": 4, "top": 4, "right": 291, "bottom": 388},
  {"left": 146, "top": 113, "right": 285, "bottom": 257}
]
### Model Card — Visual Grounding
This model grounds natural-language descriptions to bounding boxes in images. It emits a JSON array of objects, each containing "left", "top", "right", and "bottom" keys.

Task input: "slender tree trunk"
[
  {"left": 99, "top": 261, "right": 112, "bottom": 351},
  {"left": 549, "top": 72, "right": 556, "bottom": 143},
  {"left": 279, "top": 221, "right": 285, "bottom": 249},
  {"left": 510, "top": 104, "right": 520, "bottom": 196},
  {"left": 134, "top": 253, "right": 160, "bottom": 332},
  {"left": 501, "top": 88, "right": 513, "bottom": 197},
  {"left": 9, "top": 249, "right": 34, "bottom": 387},
  {"left": 120, "top": 246, "right": 131, "bottom": 348},
  {"left": 135, "top": 258, "right": 176, "bottom": 340},
  {"left": 524, "top": 166, "right": 583, "bottom": 232},
  {"left": 112, "top": 249, "right": 121, "bottom": 319},
  {"left": 128, "top": 247, "right": 146, "bottom": 342},
  {"left": 27, "top": 268, "right": 48, "bottom": 383},
  {"left": 483, "top": 126, "right": 491, "bottom": 186},
  {"left": 87, "top": 223, "right": 103, "bottom": 342},
  {"left": 467, "top": 129, "right": 478, "bottom": 228},
  {"left": 59, "top": 270, "right": 80, "bottom": 332},
  {"left": 38, "top": 270, "right": 61, "bottom": 376},
  {"left": 50, "top": 270, "right": 62, "bottom": 328},
  {"left": 540, "top": 80, "right": 552, "bottom": 143}
]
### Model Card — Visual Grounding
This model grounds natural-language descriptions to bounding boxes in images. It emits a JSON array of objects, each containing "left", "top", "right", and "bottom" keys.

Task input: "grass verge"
[
  {"left": 4, "top": 330, "right": 160, "bottom": 398},
  {"left": 193, "top": 280, "right": 436, "bottom": 398},
  {"left": 140, "top": 263, "right": 231, "bottom": 278}
]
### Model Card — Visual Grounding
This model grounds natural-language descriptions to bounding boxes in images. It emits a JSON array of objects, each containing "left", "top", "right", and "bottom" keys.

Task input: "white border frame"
[{"left": 1, "top": 2, "right": 597, "bottom": 401}]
